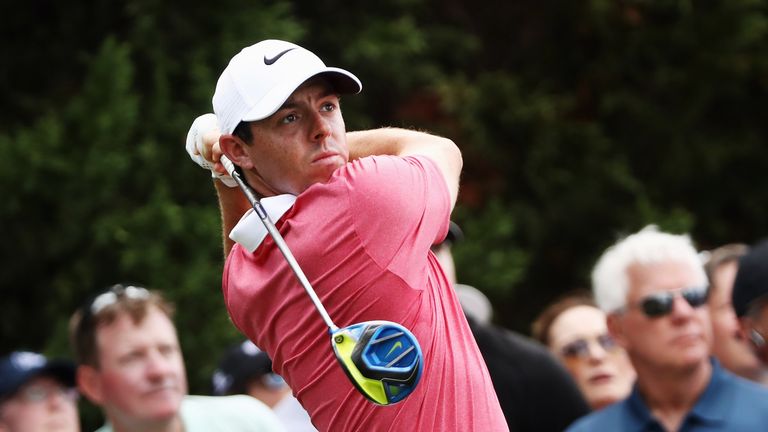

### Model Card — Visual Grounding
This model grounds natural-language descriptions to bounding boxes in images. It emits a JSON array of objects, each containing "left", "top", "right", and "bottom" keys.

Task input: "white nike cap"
[{"left": 213, "top": 39, "right": 362, "bottom": 135}]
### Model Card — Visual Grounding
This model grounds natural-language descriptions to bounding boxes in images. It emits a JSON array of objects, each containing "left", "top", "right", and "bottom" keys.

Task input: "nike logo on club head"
[
  {"left": 264, "top": 48, "right": 296, "bottom": 65},
  {"left": 386, "top": 341, "right": 404, "bottom": 358}
]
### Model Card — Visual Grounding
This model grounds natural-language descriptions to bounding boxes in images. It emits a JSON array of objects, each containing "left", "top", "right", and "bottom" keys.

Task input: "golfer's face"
[{"left": 243, "top": 78, "right": 349, "bottom": 196}]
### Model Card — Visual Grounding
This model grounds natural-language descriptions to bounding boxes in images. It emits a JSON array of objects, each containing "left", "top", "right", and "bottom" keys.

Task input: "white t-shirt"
[
  {"left": 96, "top": 395, "right": 284, "bottom": 432},
  {"left": 272, "top": 394, "right": 317, "bottom": 432}
]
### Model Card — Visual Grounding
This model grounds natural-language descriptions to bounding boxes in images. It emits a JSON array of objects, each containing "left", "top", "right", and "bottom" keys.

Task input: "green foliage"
[
  {"left": 451, "top": 200, "right": 529, "bottom": 298},
  {"left": 3, "top": 0, "right": 768, "bottom": 418}
]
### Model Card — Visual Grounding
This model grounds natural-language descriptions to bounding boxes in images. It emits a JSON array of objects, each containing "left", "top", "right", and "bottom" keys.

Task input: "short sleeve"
[{"left": 336, "top": 155, "right": 451, "bottom": 272}]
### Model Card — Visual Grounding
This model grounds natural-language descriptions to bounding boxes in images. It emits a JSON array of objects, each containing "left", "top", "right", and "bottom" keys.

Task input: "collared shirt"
[
  {"left": 566, "top": 358, "right": 768, "bottom": 432},
  {"left": 230, "top": 194, "right": 296, "bottom": 253},
  {"left": 223, "top": 155, "right": 508, "bottom": 432}
]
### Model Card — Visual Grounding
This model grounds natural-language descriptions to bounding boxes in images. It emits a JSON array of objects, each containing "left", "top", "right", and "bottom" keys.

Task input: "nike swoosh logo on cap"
[{"left": 264, "top": 48, "right": 296, "bottom": 65}]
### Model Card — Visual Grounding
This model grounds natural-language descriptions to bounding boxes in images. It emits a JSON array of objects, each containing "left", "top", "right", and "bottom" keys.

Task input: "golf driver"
[{"left": 220, "top": 156, "right": 423, "bottom": 405}]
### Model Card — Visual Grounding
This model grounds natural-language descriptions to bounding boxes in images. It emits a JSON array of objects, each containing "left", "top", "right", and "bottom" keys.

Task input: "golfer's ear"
[{"left": 220, "top": 134, "right": 254, "bottom": 170}]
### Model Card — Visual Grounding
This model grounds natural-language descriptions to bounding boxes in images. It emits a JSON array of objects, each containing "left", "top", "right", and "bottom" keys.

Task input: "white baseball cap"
[{"left": 212, "top": 39, "right": 362, "bottom": 135}]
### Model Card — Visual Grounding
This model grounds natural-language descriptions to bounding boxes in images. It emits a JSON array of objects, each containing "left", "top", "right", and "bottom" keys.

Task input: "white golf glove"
[{"left": 185, "top": 113, "right": 237, "bottom": 187}]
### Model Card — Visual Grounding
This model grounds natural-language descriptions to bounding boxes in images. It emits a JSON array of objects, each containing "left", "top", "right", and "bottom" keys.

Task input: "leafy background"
[{"left": 3, "top": 0, "right": 768, "bottom": 428}]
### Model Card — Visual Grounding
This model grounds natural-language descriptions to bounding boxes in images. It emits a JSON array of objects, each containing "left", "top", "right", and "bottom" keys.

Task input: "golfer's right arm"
[{"left": 214, "top": 180, "right": 251, "bottom": 257}]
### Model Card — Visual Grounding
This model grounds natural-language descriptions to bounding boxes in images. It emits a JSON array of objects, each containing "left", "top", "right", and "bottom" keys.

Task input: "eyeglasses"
[
  {"left": 629, "top": 286, "right": 709, "bottom": 318},
  {"left": 560, "top": 333, "right": 619, "bottom": 359},
  {"left": 14, "top": 383, "right": 78, "bottom": 404}
]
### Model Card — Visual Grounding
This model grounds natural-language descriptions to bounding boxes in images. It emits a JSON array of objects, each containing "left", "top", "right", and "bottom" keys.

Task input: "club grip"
[{"left": 220, "top": 156, "right": 237, "bottom": 177}]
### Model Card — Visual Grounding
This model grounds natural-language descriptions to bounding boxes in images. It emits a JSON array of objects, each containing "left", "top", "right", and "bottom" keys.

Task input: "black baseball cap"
[
  {"left": 211, "top": 340, "right": 274, "bottom": 396},
  {"left": 0, "top": 351, "right": 76, "bottom": 399},
  {"left": 732, "top": 238, "right": 768, "bottom": 317}
]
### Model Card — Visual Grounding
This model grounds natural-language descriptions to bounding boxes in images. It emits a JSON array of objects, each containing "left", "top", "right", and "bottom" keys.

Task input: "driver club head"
[{"left": 331, "top": 321, "right": 423, "bottom": 405}]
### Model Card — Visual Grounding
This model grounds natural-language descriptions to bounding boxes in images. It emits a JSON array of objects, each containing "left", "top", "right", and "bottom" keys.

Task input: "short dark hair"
[{"left": 233, "top": 121, "right": 253, "bottom": 144}]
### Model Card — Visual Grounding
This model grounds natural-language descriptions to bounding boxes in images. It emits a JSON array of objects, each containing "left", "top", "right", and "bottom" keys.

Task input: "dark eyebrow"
[{"left": 278, "top": 87, "right": 338, "bottom": 112}]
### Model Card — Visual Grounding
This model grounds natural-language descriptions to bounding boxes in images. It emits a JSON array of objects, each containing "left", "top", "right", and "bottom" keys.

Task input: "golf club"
[{"left": 220, "top": 155, "right": 423, "bottom": 405}]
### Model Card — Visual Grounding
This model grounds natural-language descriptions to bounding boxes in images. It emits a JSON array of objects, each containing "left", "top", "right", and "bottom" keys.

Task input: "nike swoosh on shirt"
[{"left": 264, "top": 48, "right": 296, "bottom": 65}]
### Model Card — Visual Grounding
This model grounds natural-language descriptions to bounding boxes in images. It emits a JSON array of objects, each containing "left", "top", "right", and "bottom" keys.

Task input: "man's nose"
[
  {"left": 309, "top": 111, "right": 332, "bottom": 142},
  {"left": 586, "top": 340, "right": 608, "bottom": 363},
  {"left": 669, "top": 295, "right": 697, "bottom": 321},
  {"left": 145, "top": 350, "right": 175, "bottom": 377}
]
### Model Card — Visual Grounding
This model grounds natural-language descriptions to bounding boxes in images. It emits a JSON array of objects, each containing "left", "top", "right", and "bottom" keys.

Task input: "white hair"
[{"left": 592, "top": 225, "right": 707, "bottom": 313}]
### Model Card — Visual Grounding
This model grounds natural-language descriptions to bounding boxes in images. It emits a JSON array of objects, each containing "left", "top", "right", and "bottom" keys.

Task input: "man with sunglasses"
[
  {"left": 68, "top": 284, "right": 284, "bottom": 432},
  {"left": 566, "top": 226, "right": 768, "bottom": 432},
  {"left": 0, "top": 351, "right": 80, "bottom": 432}
]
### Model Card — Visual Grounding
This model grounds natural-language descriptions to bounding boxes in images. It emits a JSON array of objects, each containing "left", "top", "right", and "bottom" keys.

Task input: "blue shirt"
[{"left": 566, "top": 359, "right": 768, "bottom": 432}]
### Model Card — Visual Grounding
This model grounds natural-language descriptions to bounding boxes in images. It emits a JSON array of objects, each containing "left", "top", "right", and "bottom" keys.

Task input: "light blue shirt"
[
  {"left": 566, "top": 359, "right": 768, "bottom": 432},
  {"left": 96, "top": 395, "right": 285, "bottom": 432}
]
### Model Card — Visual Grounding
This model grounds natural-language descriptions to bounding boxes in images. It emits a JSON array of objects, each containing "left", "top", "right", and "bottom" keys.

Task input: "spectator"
[
  {"left": 703, "top": 243, "right": 768, "bottom": 384},
  {"left": 186, "top": 39, "right": 507, "bottom": 431},
  {"left": 212, "top": 340, "right": 316, "bottom": 432},
  {"left": 732, "top": 238, "right": 768, "bottom": 371},
  {"left": 68, "top": 283, "right": 284, "bottom": 432},
  {"left": 567, "top": 226, "right": 768, "bottom": 431},
  {"left": 532, "top": 292, "right": 635, "bottom": 409},
  {"left": 432, "top": 222, "right": 590, "bottom": 431},
  {"left": 0, "top": 351, "right": 80, "bottom": 432}
]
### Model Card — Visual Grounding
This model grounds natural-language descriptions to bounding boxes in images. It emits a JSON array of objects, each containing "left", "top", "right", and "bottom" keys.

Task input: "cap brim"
[
  {"left": 41, "top": 360, "right": 77, "bottom": 388},
  {"left": 0, "top": 360, "right": 76, "bottom": 399},
  {"left": 241, "top": 68, "right": 362, "bottom": 123}
]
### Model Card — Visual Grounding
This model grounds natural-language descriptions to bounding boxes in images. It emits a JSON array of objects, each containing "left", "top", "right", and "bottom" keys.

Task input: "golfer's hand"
[{"left": 186, "top": 113, "right": 236, "bottom": 187}]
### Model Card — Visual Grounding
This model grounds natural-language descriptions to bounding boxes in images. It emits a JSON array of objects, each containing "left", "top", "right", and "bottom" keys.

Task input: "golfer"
[{"left": 187, "top": 39, "right": 507, "bottom": 431}]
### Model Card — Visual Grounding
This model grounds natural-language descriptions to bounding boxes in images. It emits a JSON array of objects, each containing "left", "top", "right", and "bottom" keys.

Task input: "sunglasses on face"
[
  {"left": 631, "top": 286, "right": 709, "bottom": 318},
  {"left": 560, "top": 333, "right": 618, "bottom": 359}
]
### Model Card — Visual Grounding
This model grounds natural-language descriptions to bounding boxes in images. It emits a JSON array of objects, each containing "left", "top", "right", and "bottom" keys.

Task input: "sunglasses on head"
[
  {"left": 88, "top": 285, "right": 150, "bottom": 315},
  {"left": 77, "top": 284, "right": 152, "bottom": 332},
  {"left": 560, "top": 333, "right": 618, "bottom": 359},
  {"left": 632, "top": 286, "right": 709, "bottom": 318}
]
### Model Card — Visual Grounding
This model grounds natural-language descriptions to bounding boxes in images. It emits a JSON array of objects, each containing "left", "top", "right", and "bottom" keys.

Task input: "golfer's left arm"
[{"left": 347, "top": 128, "right": 462, "bottom": 210}]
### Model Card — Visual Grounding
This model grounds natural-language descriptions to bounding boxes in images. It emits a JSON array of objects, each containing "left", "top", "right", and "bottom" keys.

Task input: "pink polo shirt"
[{"left": 223, "top": 155, "right": 508, "bottom": 431}]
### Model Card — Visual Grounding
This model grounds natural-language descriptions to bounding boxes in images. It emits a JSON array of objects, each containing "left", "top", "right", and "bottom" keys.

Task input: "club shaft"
[{"left": 220, "top": 156, "right": 339, "bottom": 331}]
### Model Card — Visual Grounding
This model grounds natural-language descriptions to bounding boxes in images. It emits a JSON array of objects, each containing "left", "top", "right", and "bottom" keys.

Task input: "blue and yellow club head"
[{"left": 331, "top": 321, "right": 423, "bottom": 405}]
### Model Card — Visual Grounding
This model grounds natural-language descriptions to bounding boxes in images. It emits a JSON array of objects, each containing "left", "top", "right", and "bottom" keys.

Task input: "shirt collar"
[
  {"left": 687, "top": 358, "right": 729, "bottom": 424},
  {"left": 625, "top": 383, "right": 657, "bottom": 432},
  {"left": 229, "top": 194, "right": 297, "bottom": 252},
  {"left": 625, "top": 357, "right": 726, "bottom": 430}
]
